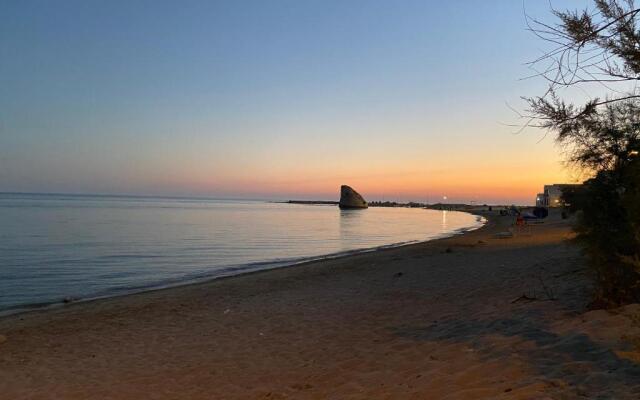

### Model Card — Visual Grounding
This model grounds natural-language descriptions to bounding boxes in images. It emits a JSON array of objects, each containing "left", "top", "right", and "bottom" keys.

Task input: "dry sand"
[{"left": 1, "top": 211, "right": 640, "bottom": 399}]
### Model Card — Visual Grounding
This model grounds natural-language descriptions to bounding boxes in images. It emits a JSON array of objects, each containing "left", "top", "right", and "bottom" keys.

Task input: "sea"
[{"left": 0, "top": 193, "right": 485, "bottom": 315}]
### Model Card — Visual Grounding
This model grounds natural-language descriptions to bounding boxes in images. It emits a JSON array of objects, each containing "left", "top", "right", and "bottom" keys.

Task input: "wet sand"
[{"left": 1, "top": 211, "right": 640, "bottom": 399}]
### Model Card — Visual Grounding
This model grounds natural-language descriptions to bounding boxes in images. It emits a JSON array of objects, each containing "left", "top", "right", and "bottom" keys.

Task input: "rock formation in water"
[{"left": 339, "top": 185, "right": 368, "bottom": 209}]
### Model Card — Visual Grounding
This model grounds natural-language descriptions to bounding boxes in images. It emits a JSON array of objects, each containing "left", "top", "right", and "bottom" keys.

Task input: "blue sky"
[{"left": 0, "top": 0, "right": 590, "bottom": 203}]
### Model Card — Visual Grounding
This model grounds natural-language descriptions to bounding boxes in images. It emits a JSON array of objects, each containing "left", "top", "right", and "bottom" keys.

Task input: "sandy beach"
[{"left": 1, "top": 211, "right": 640, "bottom": 399}]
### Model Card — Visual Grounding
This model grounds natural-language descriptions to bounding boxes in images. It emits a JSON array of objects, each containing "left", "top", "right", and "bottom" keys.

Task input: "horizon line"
[{"left": 0, "top": 191, "right": 532, "bottom": 206}]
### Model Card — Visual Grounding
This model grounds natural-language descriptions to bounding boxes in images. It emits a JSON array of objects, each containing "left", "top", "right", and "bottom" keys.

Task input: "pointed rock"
[{"left": 339, "top": 185, "right": 368, "bottom": 209}]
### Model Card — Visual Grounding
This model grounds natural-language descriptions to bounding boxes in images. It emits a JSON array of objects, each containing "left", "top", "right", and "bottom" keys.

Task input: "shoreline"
[
  {"left": 0, "top": 210, "right": 486, "bottom": 319},
  {"left": 2, "top": 210, "right": 640, "bottom": 399}
]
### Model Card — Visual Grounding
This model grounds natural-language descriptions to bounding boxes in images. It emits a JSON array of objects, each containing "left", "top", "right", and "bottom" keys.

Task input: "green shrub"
[
  {"left": 523, "top": 0, "right": 640, "bottom": 307},
  {"left": 564, "top": 157, "right": 640, "bottom": 307}
]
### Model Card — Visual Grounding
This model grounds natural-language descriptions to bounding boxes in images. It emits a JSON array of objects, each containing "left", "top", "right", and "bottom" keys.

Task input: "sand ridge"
[{"left": 1, "top": 211, "right": 639, "bottom": 399}]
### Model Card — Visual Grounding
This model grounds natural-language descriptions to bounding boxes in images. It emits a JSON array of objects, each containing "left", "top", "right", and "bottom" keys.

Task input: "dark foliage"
[
  {"left": 563, "top": 158, "right": 640, "bottom": 307},
  {"left": 526, "top": 0, "right": 640, "bottom": 306}
]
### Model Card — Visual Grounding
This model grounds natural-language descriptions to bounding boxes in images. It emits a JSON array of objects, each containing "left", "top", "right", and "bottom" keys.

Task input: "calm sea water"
[{"left": 0, "top": 193, "right": 484, "bottom": 314}]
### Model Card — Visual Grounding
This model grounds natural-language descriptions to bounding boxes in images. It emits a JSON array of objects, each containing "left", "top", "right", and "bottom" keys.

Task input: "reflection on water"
[
  {"left": 339, "top": 208, "right": 364, "bottom": 240},
  {"left": 0, "top": 193, "right": 483, "bottom": 313}
]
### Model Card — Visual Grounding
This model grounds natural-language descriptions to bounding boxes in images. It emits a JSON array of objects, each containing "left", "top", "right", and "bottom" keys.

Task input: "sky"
[{"left": 0, "top": 0, "right": 592, "bottom": 204}]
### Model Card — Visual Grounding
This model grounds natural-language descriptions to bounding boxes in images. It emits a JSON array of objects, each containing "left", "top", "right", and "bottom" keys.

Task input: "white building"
[{"left": 535, "top": 184, "right": 581, "bottom": 207}]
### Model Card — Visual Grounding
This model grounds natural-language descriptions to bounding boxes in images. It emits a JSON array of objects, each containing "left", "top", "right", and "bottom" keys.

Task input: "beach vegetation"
[{"left": 524, "top": 0, "right": 640, "bottom": 307}]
